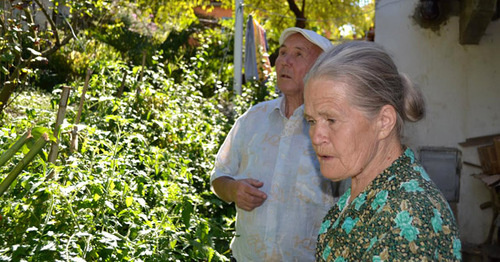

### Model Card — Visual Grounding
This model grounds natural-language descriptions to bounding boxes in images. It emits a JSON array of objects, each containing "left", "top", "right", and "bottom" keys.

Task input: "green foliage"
[
  {"left": 0, "top": 41, "right": 244, "bottom": 260},
  {"left": 0, "top": 4, "right": 46, "bottom": 103},
  {"left": 218, "top": 0, "right": 375, "bottom": 46},
  {"left": 34, "top": 52, "right": 73, "bottom": 91},
  {"left": 90, "top": 13, "right": 155, "bottom": 66},
  {"left": 135, "top": 0, "right": 207, "bottom": 33},
  {"left": 0, "top": 0, "right": 114, "bottom": 113}
]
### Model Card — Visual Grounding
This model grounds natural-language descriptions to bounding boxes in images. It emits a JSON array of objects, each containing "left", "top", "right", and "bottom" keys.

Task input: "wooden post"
[
  {"left": 0, "top": 133, "right": 49, "bottom": 196},
  {"left": 47, "top": 86, "right": 71, "bottom": 178},
  {"left": 0, "top": 130, "right": 32, "bottom": 167},
  {"left": 70, "top": 69, "right": 91, "bottom": 153}
]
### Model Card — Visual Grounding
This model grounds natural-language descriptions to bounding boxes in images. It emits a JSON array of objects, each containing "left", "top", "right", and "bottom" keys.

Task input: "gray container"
[{"left": 418, "top": 147, "right": 462, "bottom": 202}]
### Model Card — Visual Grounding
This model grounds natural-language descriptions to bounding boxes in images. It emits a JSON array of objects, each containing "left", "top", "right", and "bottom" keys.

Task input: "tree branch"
[
  {"left": 0, "top": 14, "right": 4, "bottom": 35},
  {"left": 60, "top": 11, "right": 79, "bottom": 41},
  {"left": 286, "top": 0, "right": 306, "bottom": 28},
  {"left": 42, "top": 34, "right": 73, "bottom": 57},
  {"left": 32, "top": 0, "right": 60, "bottom": 45},
  {"left": 287, "top": 0, "right": 302, "bottom": 17},
  {"left": 22, "top": 5, "right": 41, "bottom": 51}
]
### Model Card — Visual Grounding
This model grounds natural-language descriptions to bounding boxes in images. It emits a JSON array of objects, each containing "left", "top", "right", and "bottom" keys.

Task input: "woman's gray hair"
[{"left": 304, "top": 41, "right": 425, "bottom": 136}]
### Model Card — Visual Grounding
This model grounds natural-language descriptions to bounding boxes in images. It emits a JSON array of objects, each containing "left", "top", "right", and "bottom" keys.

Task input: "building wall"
[{"left": 375, "top": 0, "right": 500, "bottom": 244}]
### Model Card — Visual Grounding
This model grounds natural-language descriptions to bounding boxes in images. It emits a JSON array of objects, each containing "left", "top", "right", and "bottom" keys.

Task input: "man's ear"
[{"left": 377, "top": 105, "right": 397, "bottom": 139}]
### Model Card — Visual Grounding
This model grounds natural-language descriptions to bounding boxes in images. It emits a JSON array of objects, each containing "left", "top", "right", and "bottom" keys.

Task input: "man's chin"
[{"left": 277, "top": 84, "right": 303, "bottom": 94}]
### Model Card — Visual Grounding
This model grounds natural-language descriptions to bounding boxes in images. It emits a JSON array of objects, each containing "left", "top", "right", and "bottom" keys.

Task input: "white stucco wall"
[{"left": 375, "top": 0, "right": 500, "bottom": 245}]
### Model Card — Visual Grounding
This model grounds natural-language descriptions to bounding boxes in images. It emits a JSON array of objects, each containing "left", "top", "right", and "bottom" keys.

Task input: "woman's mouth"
[{"left": 317, "top": 154, "right": 334, "bottom": 161}]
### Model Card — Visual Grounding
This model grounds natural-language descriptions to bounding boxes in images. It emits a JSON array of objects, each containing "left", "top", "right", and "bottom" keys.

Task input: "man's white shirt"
[{"left": 211, "top": 96, "right": 337, "bottom": 261}]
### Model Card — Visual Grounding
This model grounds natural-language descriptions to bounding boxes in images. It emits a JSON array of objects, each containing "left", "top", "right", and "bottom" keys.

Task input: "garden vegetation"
[{"left": 0, "top": 2, "right": 276, "bottom": 262}]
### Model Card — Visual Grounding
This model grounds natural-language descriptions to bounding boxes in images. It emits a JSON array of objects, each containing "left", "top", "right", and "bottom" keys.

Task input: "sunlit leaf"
[
  {"left": 182, "top": 198, "right": 193, "bottom": 228},
  {"left": 33, "top": 56, "right": 48, "bottom": 63},
  {"left": 105, "top": 200, "right": 115, "bottom": 210},
  {"left": 125, "top": 196, "right": 133, "bottom": 207},
  {"left": 40, "top": 242, "right": 56, "bottom": 251},
  {"left": 31, "top": 126, "right": 56, "bottom": 142},
  {"left": 27, "top": 47, "right": 42, "bottom": 56}
]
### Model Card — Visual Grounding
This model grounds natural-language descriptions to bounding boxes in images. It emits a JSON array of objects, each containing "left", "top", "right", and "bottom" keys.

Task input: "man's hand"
[
  {"left": 212, "top": 177, "right": 267, "bottom": 211},
  {"left": 231, "top": 178, "right": 267, "bottom": 211}
]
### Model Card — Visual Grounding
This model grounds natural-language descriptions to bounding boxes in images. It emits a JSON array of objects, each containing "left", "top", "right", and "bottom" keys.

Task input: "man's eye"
[{"left": 327, "top": 119, "right": 335, "bottom": 124}]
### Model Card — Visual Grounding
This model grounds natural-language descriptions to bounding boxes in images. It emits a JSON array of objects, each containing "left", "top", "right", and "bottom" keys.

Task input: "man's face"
[{"left": 275, "top": 33, "right": 323, "bottom": 97}]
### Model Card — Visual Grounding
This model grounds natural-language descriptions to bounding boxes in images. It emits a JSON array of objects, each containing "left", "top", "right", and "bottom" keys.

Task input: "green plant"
[
  {"left": 0, "top": 127, "right": 56, "bottom": 197},
  {"left": 0, "top": 45, "right": 238, "bottom": 262},
  {"left": 0, "top": 11, "right": 284, "bottom": 260}
]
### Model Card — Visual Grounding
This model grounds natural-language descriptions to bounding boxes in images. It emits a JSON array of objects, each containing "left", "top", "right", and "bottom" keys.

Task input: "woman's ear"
[{"left": 377, "top": 105, "right": 397, "bottom": 139}]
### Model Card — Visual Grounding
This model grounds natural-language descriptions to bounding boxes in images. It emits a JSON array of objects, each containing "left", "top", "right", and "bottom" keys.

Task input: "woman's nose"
[{"left": 310, "top": 124, "right": 326, "bottom": 146}]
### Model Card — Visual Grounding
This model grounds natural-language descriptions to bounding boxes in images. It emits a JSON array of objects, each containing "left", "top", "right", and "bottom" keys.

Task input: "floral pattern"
[
  {"left": 453, "top": 237, "right": 462, "bottom": 260},
  {"left": 319, "top": 220, "right": 332, "bottom": 234},
  {"left": 342, "top": 217, "right": 359, "bottom": 234},
  {"left": 400, "top": 179, "right": 424, "bottom": 192},
  {"left": 353, "top": 192, "right": 367, "bottom": 211},
  {"left": 316, "top": 148, "right": 462, "bottom": 261},
  {"left": 394, "top": 211, "right": 420, "bottom": 242},
  {"left": 432, "top": 208, "right": 444, "bottom": 233},
  {"left": 371, "top": 190, "right": 388, "bottom": 212}
]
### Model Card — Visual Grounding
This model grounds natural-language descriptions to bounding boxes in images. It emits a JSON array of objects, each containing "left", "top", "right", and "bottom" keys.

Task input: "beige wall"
[{"left": 376, "top": 0, "right": 500, "bottom": 244}]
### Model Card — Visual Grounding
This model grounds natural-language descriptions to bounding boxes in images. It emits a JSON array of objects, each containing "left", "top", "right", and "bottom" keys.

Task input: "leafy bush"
[
  {"left": 1, "top": 67, "right": 229, "bottom": 262},
  {"left": 0, "top": 14, "right": 279, "bottom": 261},
  {"left": 0, "top": 0, "right": 114, "bottom": 114}
]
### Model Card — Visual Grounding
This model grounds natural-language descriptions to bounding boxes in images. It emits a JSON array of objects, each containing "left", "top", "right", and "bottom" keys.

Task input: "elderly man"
[{"left": 211, "top": 27, "right": 343, "bottom": 261}]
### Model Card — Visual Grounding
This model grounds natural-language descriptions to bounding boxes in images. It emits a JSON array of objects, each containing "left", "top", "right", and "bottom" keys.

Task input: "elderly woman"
[{"left": 303, "top": 41, "right": 462, "bottom": 261}]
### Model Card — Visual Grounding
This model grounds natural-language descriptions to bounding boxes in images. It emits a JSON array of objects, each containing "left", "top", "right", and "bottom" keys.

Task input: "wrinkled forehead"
[{"left": 305, "top": 77, "right": 353, "bottom": 103}]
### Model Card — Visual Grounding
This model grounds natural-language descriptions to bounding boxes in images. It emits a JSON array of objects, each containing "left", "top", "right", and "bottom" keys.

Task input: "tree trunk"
[
  {"left": 0, "top": 64, "right": 23, "bottom": 114},
  {"left": 0, "top": 82, "right": 17, "bottom": 114},
  {"left": 287, "top": 0, "right": 307, "bottom": 28}
]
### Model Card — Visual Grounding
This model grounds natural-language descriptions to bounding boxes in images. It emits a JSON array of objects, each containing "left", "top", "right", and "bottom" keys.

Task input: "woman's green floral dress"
[{"left": 316, "top": 148, "right": 462, "bottom": 261}]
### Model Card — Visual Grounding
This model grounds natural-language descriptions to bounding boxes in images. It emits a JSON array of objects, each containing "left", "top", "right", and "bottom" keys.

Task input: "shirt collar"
[{"left": 271, "top": 96, "right": 305, "bottom": 120}]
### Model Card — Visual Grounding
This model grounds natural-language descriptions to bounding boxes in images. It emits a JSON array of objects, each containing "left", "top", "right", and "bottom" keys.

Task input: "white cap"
[{"left": 279, "top": 27, "right": 332, "bottom": 51}]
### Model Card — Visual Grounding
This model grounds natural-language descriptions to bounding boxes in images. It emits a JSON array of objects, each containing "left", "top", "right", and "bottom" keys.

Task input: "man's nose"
[{"left": 277, "top": 55, "right": 291, "bottom": 67}]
